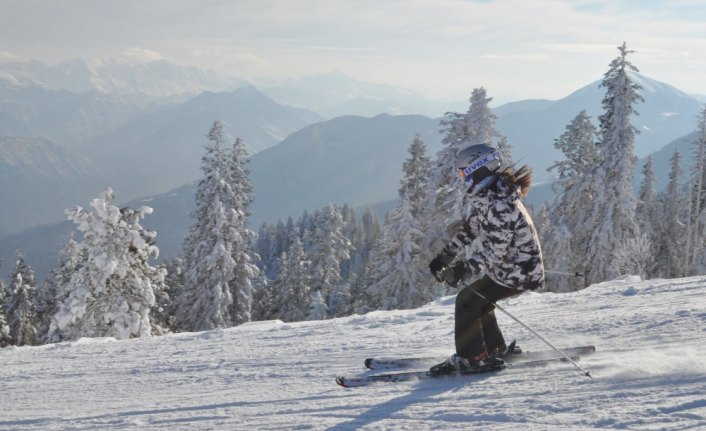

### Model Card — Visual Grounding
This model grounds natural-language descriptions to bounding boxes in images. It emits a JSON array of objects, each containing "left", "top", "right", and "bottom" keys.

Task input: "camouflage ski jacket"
[{"left": 442, "top": 176, "right": 545, "bottom": 291}]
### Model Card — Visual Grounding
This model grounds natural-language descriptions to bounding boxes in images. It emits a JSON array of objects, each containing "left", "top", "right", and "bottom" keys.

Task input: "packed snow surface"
[{"left": 2, "top": 275, "right": 706, "bottom": 430}]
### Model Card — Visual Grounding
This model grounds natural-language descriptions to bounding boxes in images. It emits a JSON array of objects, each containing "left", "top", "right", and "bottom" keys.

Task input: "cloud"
[
  {"left": 121, "top": 47, "right": 167, "bottom": 64},
  {"left": 481, "top": 53, "right": 550, "bottom": 61},
  {"left": 1, "top": 0, "right": 704, "bottom": 100},
  {"left": 542, "top": 43, "right": 617, "bottom": 54},
  {"left": 0, "top": 50, "right": 18, "bottom": 61}
]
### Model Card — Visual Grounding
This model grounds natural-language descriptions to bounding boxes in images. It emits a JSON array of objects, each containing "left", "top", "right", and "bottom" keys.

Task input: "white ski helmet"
[{"left": 456, "top": 144, "right": 502, "bottom": 186}]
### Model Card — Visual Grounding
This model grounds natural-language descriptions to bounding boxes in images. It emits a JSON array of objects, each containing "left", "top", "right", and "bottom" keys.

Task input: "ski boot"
[{"left": 429, "top": 351, "right": 505, "bottom": 376}]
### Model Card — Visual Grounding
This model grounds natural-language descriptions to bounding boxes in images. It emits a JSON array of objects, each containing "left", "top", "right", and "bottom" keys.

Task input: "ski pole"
[
  {"left": 473, "top": 291, "right": 592, "bottom": 379},
  {"left": 545, "top": 270, "right": 584, "bottom": 277}
]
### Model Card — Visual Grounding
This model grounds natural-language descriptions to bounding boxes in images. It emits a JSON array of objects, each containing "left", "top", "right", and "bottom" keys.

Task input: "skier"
[{"left": 428, "top": 144, "right": 545, "bottom": 375}]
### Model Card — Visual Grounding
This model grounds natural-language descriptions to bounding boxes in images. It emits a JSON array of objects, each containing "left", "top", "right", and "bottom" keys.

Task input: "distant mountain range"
[
  {"left": 1, "top": 58, "right": 704, "bottom": 281},
  {"left": 248, "top": 114, "right": 442, "bottom": 225},
  {"left": 0, "top": 59, "right": 459, "bottom": 119},
  {"left": 262, "top": 72, "right": 461, "bottom": 118},
  {"left": 0, "top": 85, "right": 322, "bottom": 235},
  {"left": 81, "top": 86, "right": 323, "bottom": 201},
  {"left": 0, "top": 58, "right": 244, "bottom": 99},
  {"left": 497, "top": 73, "right": 703, "bottom": 182},
  {"left": 0, "top": 79, "right": 158, "bottom": 149},
  {"left": 0, "top": 136, "right": 106, "bottom": 238}
]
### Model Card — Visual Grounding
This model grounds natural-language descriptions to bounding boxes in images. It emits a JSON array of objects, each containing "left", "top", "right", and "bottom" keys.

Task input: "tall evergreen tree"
[
  {"left": 545, "top": 110, "right": 601, "bottom": 289},
  {"left": 637, "top": 156, "right": 659, "bottom": 239},
  {"left": 160, "top": 257, "right": 185, "bottom": 333},
  {"left": 349, "top": 208, "right": 383, "bottom": 314},
  {"left": 271, "top": 235, "right": 311, "bottom": 322},
  {"left": 339, "top": 205, "right": 359, "bottom": 283},
  {"left": 0, "top": 275, "right": 9, "bottom": 347},
  {"left": 7, "top": 252, "right": 38, "bottom": 346},
  {"left": 250, "top": 274, "right": 272, "bottom": 321},
  {"left": 367, "top": 136, "right": 432, "bottom": 309},
  {"left": 256, "top": 218, "right": 296, "bottom": 283},
  {"left": 41, "top": 234, "right": 83, "bottom": 343},
  {"left": 399, "top": 134, "right": 431, "bottom": 218},
  {"left": 685, "top": 106, "right": 706, "bottom": 273},
  {"left": 49, "top": 189, "right": 164, "bottom": 341},
  {"left": 422, "top": 87, "right": 507, "bottom": 272},
  {"left": 226, "top": 137, "right": 259, "bottom": 326},
  {"left": 632, "top": 156, "right": 661, "bottom": 278},
  {"left": 585, "top": 43, "right": 643, "bottom": 284},
  {"left": 466, "top": 88, "right": 501, "bottom": 149},
  {"left": 255, "top": 223, "right": 278, "bottom": 280},
  {"left": 149, "top": 263, "right": 173, "bottom": 336},
  {"left": 359, "top": 219, "right": 391, "bottom": 312},
  {"left": 306, "top": 204, "right": 352, "bottom": 318},
  {"left": 657, "top": 150, "right": 687, "bottom": 277},
  {"left": 369, "top": 197, "right": 428, "bottom": 310},
  {"left": 175, "top": 121, "right": 257, "bottom": 331}
]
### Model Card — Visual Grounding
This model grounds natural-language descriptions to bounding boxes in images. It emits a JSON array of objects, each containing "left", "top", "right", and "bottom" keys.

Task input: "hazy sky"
[{"left": 1, "top": 0, "right": 705, "bottom": 102}]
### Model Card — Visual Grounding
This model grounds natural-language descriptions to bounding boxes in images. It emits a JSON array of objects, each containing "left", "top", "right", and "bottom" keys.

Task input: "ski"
[
  {"left": 337, "top": 355, "right": 581, "bottom": 388},
  {"left": 364, "top": 345, "right": 595, "bottom": 370}
]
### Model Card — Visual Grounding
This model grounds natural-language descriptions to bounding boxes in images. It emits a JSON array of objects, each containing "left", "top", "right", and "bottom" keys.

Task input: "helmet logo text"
[{"left": 462, "top": 151, "right": 499, "bottom": 178}]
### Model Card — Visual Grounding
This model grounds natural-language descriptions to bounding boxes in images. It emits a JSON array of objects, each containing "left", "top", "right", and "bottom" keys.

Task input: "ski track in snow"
[{"left": 1, "top": 275, "right": 706, "bottom": 430}]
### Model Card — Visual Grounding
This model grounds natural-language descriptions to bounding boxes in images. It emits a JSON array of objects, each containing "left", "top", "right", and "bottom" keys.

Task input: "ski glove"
[
  {"left": 429, "top": 258, "right": 446, "bottom": 280},
  {"left": 429, "top": 250, "right": 454, "bottom": 281},
  {"left": 439, "top": 262, "right": 466, "bottom": 287}
]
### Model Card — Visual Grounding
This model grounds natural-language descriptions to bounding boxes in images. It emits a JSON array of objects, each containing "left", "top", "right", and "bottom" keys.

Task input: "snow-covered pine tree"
[
  {"left": 585, "top": 43, "right": 644, "bottom": 284},
  {"left": 422, "top": 88, "right": 507, "bottom": 273},
  {"left": 255, "top": 223, "right": 278, "bottom": 280},
  {"left": 466, "top": 88, "right": 501, "bottom": 151},
  {"left": 339, "top": 205, "right": 359, "bottom": 283},
  {"left": 400, "top": 135, "right": 431, "bottom": 219},
  {"left": 657, "top": 149, "right": 687, "bottom": 277},
  {"left": 366, "top": 135, "right": 432, "bottom": 309},
  {"left": 49, "top": 189, "right": 164, "bottom": 341},
  {"left": 634, "top": 156, "right": 661, "bottom": 278},
  {"left": 306, "top": 203, "right": 353, "bottom": 318},
  {"left": 254, "top": 221, "right": 276, "bottom": 280},
  {"left": 255, "top": 218, "right": 295, "bottom": 282},
  {"left": 638, "top": 156, "right": 659, "bottom": 239},
  {"left": 0, "top": 276, "right": 9, "bottom": 347},
  {"left": 610, "top": 234, "right": 655, "bottom": 279},
  {"left": 349, "top": 208, "right": 383, "bottom": 314},
  {"left": 250, "top": 274, "right": 272, "bottom": 321},
  {"left": 360, "top": 219, "right": 392, "bottom": 311},
  {"left": 271, "top": 235, "right": 311, "bottom": 322},
  {"left": 7, "top": 252, "right": 39, "bottom": 346},
  {"left": 533, "top": 202, "right": 552, "bottom": 243},
  {"left": 369, "top": 197, "right": 428, "bottom": 310},
  {"left": 685, "top": 106, "right": 706, "bottom": 274},
  {"left": 148, "top": 263, "right": 172, "bottom": 336},
  {"left": 495, "top": 135, "right": 513, "bottom": 167},
  {"left": 545, "top": 110, "right": 601, "bottom": 290},
  {"left": 160, "top": 257, "right": 185, "bottom": 333},
  {"left": 175, "top": 121, "right": 251, "bottom": 331},
  {"left": 39, "top": 234, "right": 83, "bottom": 343},
  {"left": 298, "top": 210, "right": 316, "bottom": 252},
  {"left": 307, "top": 290, "right": 328, "bottom": 321},
  {"left": 226, "top": 136, "right": 259, "bottom": 326}
]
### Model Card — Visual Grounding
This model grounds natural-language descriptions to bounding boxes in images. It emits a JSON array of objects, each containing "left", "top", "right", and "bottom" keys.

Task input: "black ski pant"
[{"left": 455, "top": 275, "right": 522, "bottom": 359}]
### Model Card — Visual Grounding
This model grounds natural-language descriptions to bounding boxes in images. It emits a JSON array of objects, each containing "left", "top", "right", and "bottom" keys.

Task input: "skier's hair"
[{"left": 500, "top": 165, "right": 532, "bottom": 196}]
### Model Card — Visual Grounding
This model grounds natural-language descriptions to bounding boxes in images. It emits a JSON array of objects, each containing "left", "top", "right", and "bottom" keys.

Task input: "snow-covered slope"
[{"left": 2, "top": 276, "right": 706, "bottom": 430}]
